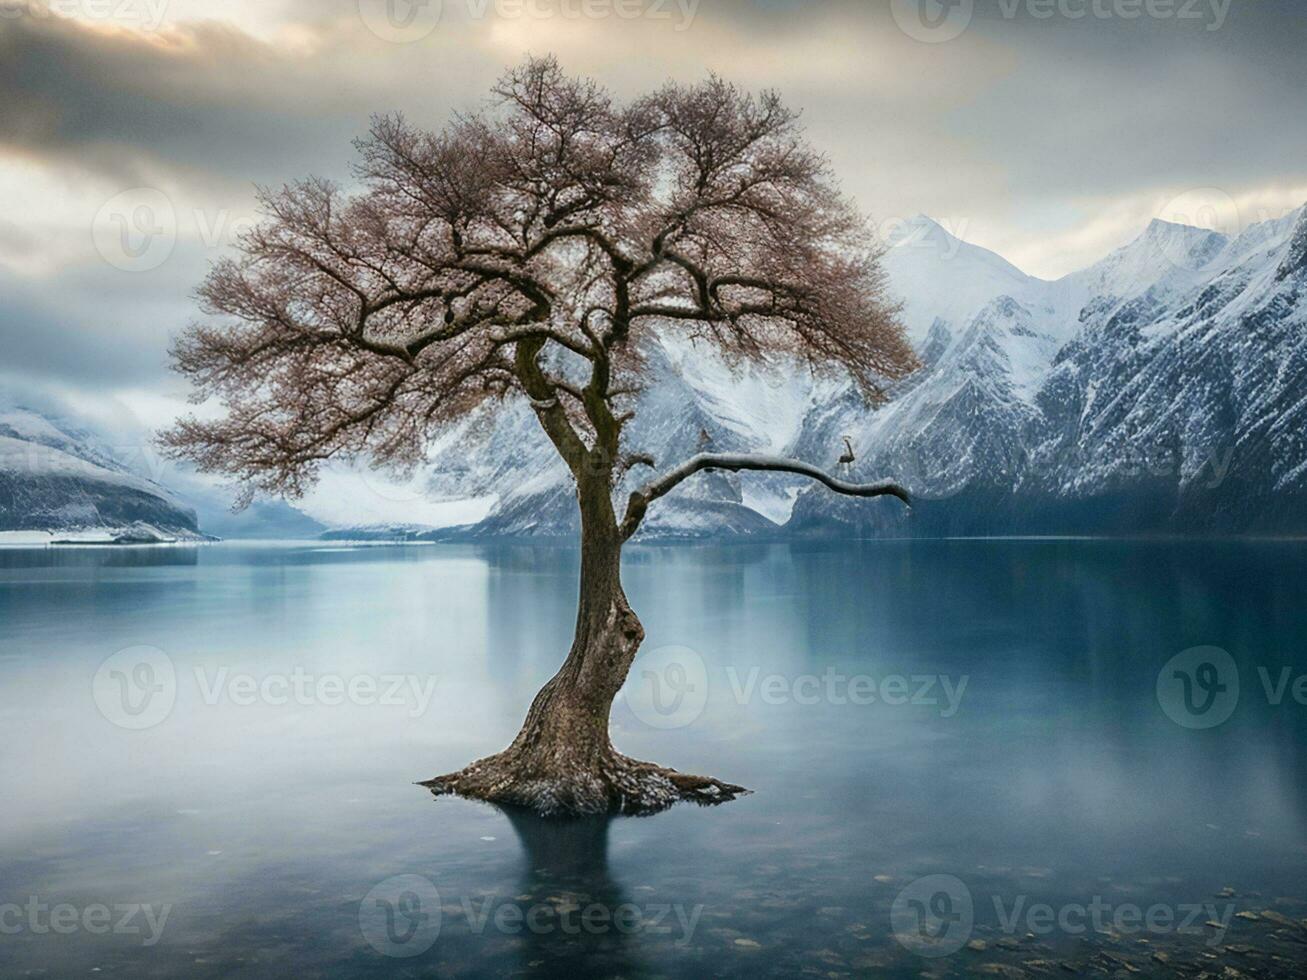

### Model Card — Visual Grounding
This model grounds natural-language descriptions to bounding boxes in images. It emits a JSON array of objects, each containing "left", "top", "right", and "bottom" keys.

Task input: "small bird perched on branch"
[{"left": 838, "top": 436, "right": 856, "bottom": 473}]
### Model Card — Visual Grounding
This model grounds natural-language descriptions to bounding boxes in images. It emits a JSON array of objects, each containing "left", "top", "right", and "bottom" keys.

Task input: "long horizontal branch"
[{"left": 619, "top": 452, "right": 909, "bottom": 540}]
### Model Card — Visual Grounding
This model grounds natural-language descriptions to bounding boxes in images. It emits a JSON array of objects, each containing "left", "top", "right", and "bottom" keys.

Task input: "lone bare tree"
[{"left": 161, "top": 58, "right": 918, "bottom": 817}]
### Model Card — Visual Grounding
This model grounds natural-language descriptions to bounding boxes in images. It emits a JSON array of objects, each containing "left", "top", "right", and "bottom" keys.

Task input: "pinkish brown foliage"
[{"left": 160, "top": 57, "right": 917, "bottom": 513}]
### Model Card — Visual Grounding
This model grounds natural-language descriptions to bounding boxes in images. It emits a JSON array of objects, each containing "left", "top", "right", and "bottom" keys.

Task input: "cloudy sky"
[{"left": 2, "top": 0, "right": 1305, "bottom": 433}]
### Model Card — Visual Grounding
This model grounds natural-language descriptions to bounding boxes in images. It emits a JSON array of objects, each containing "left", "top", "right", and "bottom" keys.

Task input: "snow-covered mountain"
[
  {"left": 390, "top": 202, "right": 1307, "bottom": 540},
  {"left": 409, "top": 333, "right": 835, "bottom": 540},
  {"left": 0, "top": 406, "right": 202, "bottom": 543},
  {"left": 17, "top": 203, "right": 1299, "bottom": 543},
  {"left": 790, "top": 204, "right": 1307, "bottom": 536}
]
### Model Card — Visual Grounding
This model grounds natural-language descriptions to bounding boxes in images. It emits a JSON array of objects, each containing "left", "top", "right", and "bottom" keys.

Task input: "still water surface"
[{"left": 1, "top": 539, "right": 1305, "bottom": 977}]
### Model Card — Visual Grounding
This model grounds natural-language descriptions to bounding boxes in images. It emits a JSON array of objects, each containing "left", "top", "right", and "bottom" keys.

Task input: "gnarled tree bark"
[
  {"left": 420, "top": 462, "right": 745, "bottom": 815},
  {"left": 422, "top": 452, "right": 908, "bottom": 816}
]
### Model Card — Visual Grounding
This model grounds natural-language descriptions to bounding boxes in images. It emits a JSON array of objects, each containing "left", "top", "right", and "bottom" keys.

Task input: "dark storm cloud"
[
  {"left": 3, "top": 1, "right": 1305, "bottom": 183},
  {"left": 4, "top": 2, "right": 1301, "bottom": 217},
  {"left": 0, "top": 0, "right": 1305, "bottom": 407},
  {"left": 0, "top": 13, "right": 372, "bottom": 188}
]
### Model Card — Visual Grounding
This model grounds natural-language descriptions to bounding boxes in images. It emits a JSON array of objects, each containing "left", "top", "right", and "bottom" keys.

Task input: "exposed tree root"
[{"left": 420, "top": 748, "right": 750, "bottom": 817}]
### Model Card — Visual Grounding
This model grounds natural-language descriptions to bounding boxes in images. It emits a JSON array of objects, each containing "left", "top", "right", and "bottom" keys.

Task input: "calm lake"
[{"left": 2, "top": 539, "right": 1306, "bottom": 977}]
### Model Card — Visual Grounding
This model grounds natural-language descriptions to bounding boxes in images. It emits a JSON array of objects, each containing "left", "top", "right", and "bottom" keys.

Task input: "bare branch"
[{"left": 619, "top": 452, "right": 909, "bottom": 540}]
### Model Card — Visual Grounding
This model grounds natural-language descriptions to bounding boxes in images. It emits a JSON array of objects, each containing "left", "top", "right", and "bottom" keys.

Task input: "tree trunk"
[{"left": 422, "top": 471, "right": 748, "bottom": 816}]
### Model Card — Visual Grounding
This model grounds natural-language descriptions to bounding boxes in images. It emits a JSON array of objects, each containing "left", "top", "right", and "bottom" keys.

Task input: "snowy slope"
[
  {"left": 793, "top": 204, "right": 1307, "bottom": 535},
  {"left": 419, "top": 333, "right": 824, "bottom": 539},
  {"left": 1027, "top": 206, "right": 1307, "bottom": 530},
  {"left": 0, "top": 407, "right": 201, "bottom": 540},
  {"left": 315, "top": 201, "right": 1307, "bottom": 539},
  {"left": 881, "top": 216, "right": 1053, "bottom": 344}
]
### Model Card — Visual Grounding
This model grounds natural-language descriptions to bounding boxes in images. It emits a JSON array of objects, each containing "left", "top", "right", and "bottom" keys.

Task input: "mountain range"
[
  {"left": 421, "top": 202, "right": 1307, "bottom": 539},
  {"left": 3, "top": 203, "right": 1305, "bottom": 541},
  {"left": 0, "top": 406, "right": 202, "bottom": 543}
]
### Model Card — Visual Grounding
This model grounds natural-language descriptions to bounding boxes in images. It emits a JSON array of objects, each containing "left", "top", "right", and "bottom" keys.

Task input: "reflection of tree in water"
[{"left": 495, "top": 808, "right": 647, "bottom": 979}]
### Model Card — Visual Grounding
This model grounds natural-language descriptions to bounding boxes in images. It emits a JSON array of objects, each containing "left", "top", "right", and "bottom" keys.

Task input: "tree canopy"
[{"left": 161, "top": 56, "right": 917, "bottom": 529}]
